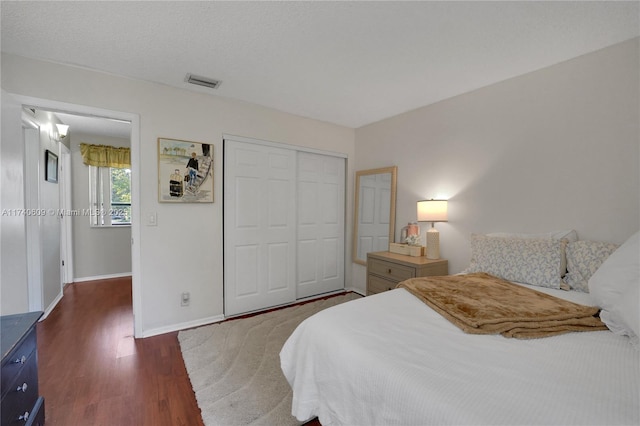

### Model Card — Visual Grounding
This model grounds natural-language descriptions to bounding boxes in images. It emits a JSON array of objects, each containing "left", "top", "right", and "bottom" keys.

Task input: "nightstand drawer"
[
  {"left": 366, "top": 252, "right": 448, "bottom": 298},
  {"left": 368, "top": 259, "right": 415, "bottom": 281},
  {"left": 367, "top": 275, "right": 398, "bottom": 295}
]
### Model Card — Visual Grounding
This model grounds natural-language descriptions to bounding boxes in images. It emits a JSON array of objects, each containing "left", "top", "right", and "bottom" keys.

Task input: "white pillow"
[
  {"left": 466, "top": 234, "right": 564, "bottom": 289},
  {"left": 588, "top": 231, "right": 639, "bottom": 344}
]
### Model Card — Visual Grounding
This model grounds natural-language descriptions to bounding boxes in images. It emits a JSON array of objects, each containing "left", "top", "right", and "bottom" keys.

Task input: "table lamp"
[{"left": 417, "top": 199, "right": 448, "bottom": 259}]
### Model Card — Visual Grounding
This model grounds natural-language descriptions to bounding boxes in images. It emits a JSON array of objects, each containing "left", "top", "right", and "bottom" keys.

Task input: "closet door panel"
[
  {"left": 296, "top": 152, "right": 345, "bottom": 299},
  {"left": 224, "top": 140, "right": 296, "bottom": 316},
  {"left": 267, "top": 242, "right": 290, "bottom": 291},
  {"left": 234, "top": 245, "right": 259, "bottom": 297}
]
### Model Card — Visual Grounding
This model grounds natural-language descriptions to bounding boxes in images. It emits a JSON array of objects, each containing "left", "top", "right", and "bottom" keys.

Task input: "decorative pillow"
[
  {"left": 564, "top": 241, "right": 619, "bottom": 292},
  {"left": 466, "top": 234, "right": 564, "bottom": 289},
  {"left": 588, "top": 231, "right": 639, "bottom": 347},
  {"left": 488, "top": 230, "right": 577, "bottom": 277},
  {"left": 487, "top": 230, "right": 578, "bottom": 242}
]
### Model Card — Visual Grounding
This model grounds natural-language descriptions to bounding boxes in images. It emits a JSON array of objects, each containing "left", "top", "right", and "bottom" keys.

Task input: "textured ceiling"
[{"left": 2, "top": 1, "right": 639, "bottom": 130}]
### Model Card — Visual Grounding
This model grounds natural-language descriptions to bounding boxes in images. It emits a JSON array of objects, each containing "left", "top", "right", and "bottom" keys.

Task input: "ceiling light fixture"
[{"left": 185, "top": 73, "right": 222, "bottom": 89}]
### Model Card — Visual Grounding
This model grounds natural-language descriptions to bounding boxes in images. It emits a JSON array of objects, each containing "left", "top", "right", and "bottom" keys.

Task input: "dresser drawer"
[
  {"left": 1, "top": 350, "right": 38, "bottom": 426},
  {"left": 1, "top": 327, "right": 36, "bottom": 399},
  {"left": 366, "top": 252, "right": 448, "bottom": 298},
  {"left": 25, "top": 396, "right": 45, "bottom": 426},
  {"left": 368, "top": 259, "right": 415, "bottom": 282},
  {"left": 367, "top": 275, "right": 399, "bottom": 295}
]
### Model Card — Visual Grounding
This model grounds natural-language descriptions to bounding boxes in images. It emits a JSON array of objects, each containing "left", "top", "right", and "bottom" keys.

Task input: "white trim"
[
  {"left": 296, "top": 289, "right": 346, "bottom": 303},
  {"left": 23, "top": 123, "right": 44, "bottom": 312},
  {"left": 143, "top": 290, "right": 360, "bottom": 338},
  {"left": 224, "top": 290, "right": 350, "bottom": 320},
  {"left": 60, "top": 144, "right": 73, "bottom": 285},
  {"left": 345, "top": 286, "right": 366, "bottom": 297},
  {"left": 9, "top": 94, "right": 143, "bottom": 338},
  {"left": 222, "top": 133, "right": 348, "bottom": 158},
  {"left": 41, "top": 291, "right": 64, "bottom": 321},
  {"left": 141, "top": 314, "right": 225, "bottom": 338},
  {"left": 74, "top": 272, "right": 133, "bottom": 283}
]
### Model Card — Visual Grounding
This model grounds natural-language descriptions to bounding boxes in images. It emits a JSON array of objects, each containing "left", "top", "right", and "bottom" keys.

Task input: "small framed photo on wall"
[{"left": 45, "top": 150, "right": 58, "bottom": 183}]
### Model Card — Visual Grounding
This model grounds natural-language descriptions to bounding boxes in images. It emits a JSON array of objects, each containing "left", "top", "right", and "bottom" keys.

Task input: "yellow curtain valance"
[{"left": 80, "top": 143, "right": 130, "bottom": 168}]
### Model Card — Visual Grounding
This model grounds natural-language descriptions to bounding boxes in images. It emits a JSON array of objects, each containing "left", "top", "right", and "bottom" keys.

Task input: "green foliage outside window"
[{"left": 110, "top": 168, "right": 131, "bottom": 224}]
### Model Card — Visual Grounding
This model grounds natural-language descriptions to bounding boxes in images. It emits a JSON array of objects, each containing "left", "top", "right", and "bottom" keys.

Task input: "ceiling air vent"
[{"left": 185, "top": 73, "right": 222, "bottom": 89}]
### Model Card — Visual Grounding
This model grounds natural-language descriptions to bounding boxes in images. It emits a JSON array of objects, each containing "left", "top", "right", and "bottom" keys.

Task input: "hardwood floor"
[{"left": 36, "top": 277, "right": 204, "bottom": 426}]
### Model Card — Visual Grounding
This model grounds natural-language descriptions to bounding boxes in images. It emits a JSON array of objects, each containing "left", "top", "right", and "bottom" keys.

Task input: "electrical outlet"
[{"left": 181, "top": 292, "right": 190, "bottom": 307}]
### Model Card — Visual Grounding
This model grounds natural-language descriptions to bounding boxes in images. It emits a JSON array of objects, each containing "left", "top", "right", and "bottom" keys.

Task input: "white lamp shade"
[
  {"left": 55, "top": 123, "right": 69, "bottom": 137},
  {"left": 417, "top": 199, "right": 448, "bottom": 222}
]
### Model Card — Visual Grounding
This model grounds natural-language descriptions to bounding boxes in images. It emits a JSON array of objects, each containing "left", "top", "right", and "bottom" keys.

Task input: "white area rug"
[{"left": 178, "top": 293, "right": 361, "bottom": 426}]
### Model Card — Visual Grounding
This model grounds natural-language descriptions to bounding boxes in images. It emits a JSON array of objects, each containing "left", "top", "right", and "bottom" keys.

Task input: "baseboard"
[
  {"left": 141, "top": 290, "right": 362, "bottom": 338},
  {"left": 40, "top": 291, "right": 64, "bottom": 321},
  {"left": 295, "top": 289, "right": 347, "bottom": 304},
  {"left": 345, "top": 286, "right": 365, "bottom": 296},
  {"left": 141, "top": 314, "right": 225, "bottom": 338},
  {"left": 74, "top": 272, "right": 132, "bottom": 283}
]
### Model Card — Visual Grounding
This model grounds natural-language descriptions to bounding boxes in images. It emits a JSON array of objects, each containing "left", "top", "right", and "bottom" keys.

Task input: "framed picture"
[
  {"left": 158, "top": 138, "right": 214, "bottom": 203},
  {"left": 45, "top": 150, "right": 58, "bottom": 183}
]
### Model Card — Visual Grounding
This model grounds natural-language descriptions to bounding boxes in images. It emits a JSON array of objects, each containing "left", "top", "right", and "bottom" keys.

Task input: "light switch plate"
[{"left": 146, "top": 212, "right": 157, "bottom": 226}]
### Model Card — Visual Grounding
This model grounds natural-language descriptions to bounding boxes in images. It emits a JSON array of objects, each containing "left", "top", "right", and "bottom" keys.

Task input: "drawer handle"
[
  {"left": 17, "top": 382, "right": 28, "bottom": 393},
  {"left": 387, "top": 268, "right": 392, "bottom": 274},
  {"left": 12, "top": 355, "right": 27, "bottom": 365},
  {"left": 18, "top": 411, "right": 30, "bottom": 422}
]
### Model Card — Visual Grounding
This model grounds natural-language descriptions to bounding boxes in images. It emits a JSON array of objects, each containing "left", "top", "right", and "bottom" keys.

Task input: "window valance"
[{"left": 80, "top": 143, "right": 130, "bottom": 168}]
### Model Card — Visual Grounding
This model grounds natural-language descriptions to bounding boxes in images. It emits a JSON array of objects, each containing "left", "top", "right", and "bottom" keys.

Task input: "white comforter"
[{"left": 280, "top": 286, "right": 639, "bottom": 425}]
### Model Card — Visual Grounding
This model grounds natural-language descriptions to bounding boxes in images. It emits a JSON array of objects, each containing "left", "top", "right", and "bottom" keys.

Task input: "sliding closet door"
[
  {"left": 224, "top": 140, "right": 297, "bottom": 316},
  {"left": 297, "top": 152, "right": 345, "bottom": 298}
]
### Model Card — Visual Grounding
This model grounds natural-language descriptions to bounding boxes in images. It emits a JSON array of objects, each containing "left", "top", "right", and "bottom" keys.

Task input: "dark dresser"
[{"left": 1, "top": 312, "right": 45, "bottom": 426}]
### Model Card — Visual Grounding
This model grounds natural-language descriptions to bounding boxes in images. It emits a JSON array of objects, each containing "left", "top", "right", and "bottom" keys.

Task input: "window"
[{"left": 89, "top": 166, "right": 131, "bottom": 226}]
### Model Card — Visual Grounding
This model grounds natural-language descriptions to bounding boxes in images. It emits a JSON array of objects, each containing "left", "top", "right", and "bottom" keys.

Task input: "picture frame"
[
  {"left": 158, "top": 138, "right": 214, "bottom": 203},
  {"left": 45, "top": 150, "right": 58, "bottom": 183}
]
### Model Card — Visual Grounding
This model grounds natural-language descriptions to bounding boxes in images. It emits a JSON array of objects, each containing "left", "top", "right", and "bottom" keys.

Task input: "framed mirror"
[{"left": 352, "top": 166, "right": 397, "bottom": 265}]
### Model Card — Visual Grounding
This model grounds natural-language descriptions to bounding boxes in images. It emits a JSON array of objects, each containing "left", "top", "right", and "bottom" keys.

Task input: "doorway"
[{"left": 15, "top": 95, "right": 143, "bottom": 337}]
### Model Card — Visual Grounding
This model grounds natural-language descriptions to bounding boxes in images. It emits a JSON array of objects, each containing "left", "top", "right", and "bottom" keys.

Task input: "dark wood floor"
[{"left": 36, "top": 277, "right": 204, "bottom": 426}]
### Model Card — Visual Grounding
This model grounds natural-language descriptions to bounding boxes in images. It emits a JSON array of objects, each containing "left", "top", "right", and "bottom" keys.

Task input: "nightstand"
[{"left": 366, "top": 251, "right": 448, "bottom": 296}]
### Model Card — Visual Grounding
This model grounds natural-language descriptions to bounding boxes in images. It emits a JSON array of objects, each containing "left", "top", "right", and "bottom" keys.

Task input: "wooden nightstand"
[{"left": 366, "top": 251, "right": 448, "bottom": 296}]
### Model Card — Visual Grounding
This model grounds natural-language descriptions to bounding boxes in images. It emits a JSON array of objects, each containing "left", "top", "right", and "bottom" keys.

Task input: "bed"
[{"left": 280, "top": 231, "right": 639, "bottom": 425}]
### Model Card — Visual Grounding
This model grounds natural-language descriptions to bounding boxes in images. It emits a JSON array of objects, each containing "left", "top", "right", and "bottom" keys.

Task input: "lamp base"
[{"left": 426, "top": 228, "right": 440, "bottom": 259}]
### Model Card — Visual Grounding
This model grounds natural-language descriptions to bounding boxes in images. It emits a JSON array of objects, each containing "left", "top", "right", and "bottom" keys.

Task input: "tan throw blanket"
[{"left": 397, "top": 272, "right": 608, "bottom": 339}]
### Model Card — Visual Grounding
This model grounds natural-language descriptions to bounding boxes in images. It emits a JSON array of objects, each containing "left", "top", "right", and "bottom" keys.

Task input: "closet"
[{"left": 223, "top": 135, "right": 345, "bottom": 316}]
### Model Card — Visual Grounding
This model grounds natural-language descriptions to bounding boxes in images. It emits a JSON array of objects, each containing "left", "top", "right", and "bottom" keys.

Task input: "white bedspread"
[{"left": 280, "top": 286, "right": 640, "bottom": 425}]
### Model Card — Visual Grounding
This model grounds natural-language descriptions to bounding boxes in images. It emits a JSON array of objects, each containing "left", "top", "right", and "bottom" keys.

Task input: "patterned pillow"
[
  {"left": 466, "top": 234, "right": 564, "bottom": 289},
  {"left": 564, "top": 241, "right": 619, "bottom": 292},
  {"left": 487, "top": 230, "right": 577, "bottom": 277}
]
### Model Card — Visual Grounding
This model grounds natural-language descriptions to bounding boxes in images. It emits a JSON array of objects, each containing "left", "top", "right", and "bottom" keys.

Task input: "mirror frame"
[{"left": 352, "top": 166, "right": 397, "bottom": 266}]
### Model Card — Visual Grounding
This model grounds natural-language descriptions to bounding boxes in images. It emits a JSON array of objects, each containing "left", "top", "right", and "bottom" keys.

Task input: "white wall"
[
  {"left": 70, "top": 132, "right": 132, "bottom": 280},
  {"left": 1, "top": 104, "right": 68, "bottom": 316},
  {"left": 33, "top": 110, "right": 64, "bottom": 313},
  {"left": 1, "top": 53, "right": 355, "bottom": 336},
  {"left": 353, "top": 38, "right": 640, "bottom": 289},
  {"left": 1, "top": 90, "right": 28, "bottom": 314}
]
